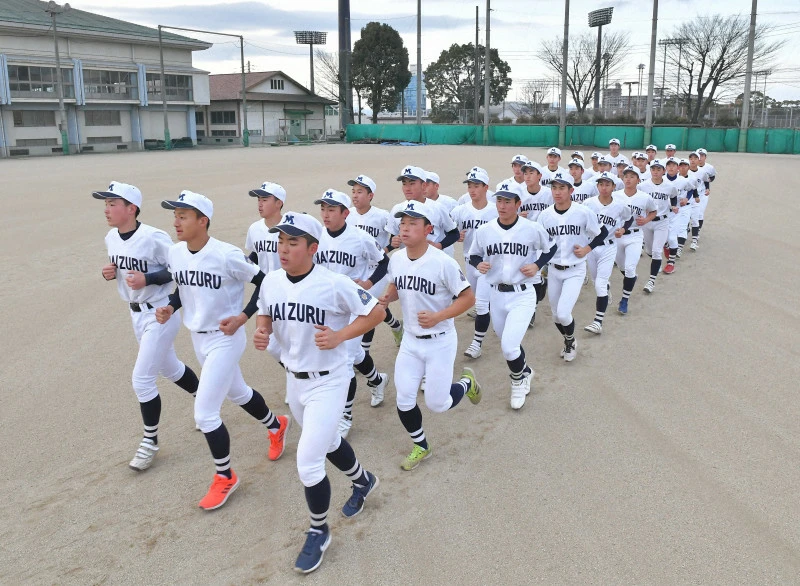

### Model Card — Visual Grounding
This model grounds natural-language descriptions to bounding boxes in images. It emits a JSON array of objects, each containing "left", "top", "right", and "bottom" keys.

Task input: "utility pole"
[
  {"left": 623, "top": 82, "right": 637, "bottom": 116},
  {"left": 240, "top": 36, "right": 249, "bottom": 147},
  {"left": 643, "top": 0, "right": 658, "bottom": 146},
  {"left": 588, "top": 8, "right": 613, "bottom": 122},
  {"left": 158, "top": 26, "right": 171, "bottom": 149},
  {"left": 558, "top": 0, "right": 569, "bottom": 147},
  {"left": 474, "top": 6, "right": 480, "bottom": 125},
  {"left": 637, "top": 64, "right": 645, "bottom": 120},
  {"left": 738, "top": 0, "right": 757, "bottom": 152},
  {"left": 416, "top": 0, "right": 422, "bottom": 124},
  {"left": 675, "top": 38, "right": 687, "bottom": 116},
  {"left": 45, "top": 1, "right": 71, "bottom": 155},
  {"left": 482, "top": 0, "right": 491, "bottom": 145}
]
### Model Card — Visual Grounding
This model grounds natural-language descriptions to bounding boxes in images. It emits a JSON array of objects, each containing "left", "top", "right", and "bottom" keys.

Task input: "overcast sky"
[{"left": 82, "top": 0, "right": 800, "bottom": 103}]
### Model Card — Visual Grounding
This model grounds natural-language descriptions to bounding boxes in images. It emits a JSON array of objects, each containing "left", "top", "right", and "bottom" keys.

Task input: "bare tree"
[
  {"left": 519, "top": 80, "right": 551, "bottom": 116},
  {"left": 666, "top": 15, "right": 785, "bottom": 123},
  {"left": 315, "top": 49, "right": 342, "bottom": 103},
  {"left": 536, "top": 31, "right": 629, "bottom": 114}
]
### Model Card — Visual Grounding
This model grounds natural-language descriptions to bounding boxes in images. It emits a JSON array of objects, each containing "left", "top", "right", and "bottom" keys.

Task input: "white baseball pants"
[
  {"left": 547, "top": 263, "right": 586, "bottom": 326},
  {"left": 587, "top": 242, "right": 617, "bottom": 297},
  {"left": 615, "top": 231, "right": 644, "bottom": 278},
  {"left": 489, "top": 286, "right": 536, "bottom": 360},
  {"left": 394, "top": 332, "right": 458, "bottom": 413},
  {"left": 130, "top": 299, "right": 185, "bottom": 403},
  {"left": 643, "top": 217, "right": 669, "bottom": 260}
]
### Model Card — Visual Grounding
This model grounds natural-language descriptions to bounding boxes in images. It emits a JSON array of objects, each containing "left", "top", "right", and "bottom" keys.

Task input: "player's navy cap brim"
[
  {"left": 347, "top": 179, "right": 373, "bottom": 191},
  {"left": 621, "top": 169, "right": 639, "bottom": 176},
  {"left": 397, "top": 174, "right": 425, "bottom": 181},
  {"left": 595, "top": 177, "right": 615, "bottom": 183},
  {"left": 550, "top": 179, "right": 573, "bottom": 187},
  {"left": 394, "top": 210, "right": 428, "bottom": 219},
  {"left": 649, "top": 163, "right": 665, "bottom": 169},
  {"left": 314, "top": 198, "right": 347, "bottom": 207},
  {"left": 463, "top": 179, "right": 487, "bottom": 184},
  {"left": 161, "top": 200, "right": 200, "bottom": 211},
  {"left": 249, "top": 189, "right": 275, "bottom": 198},
  {"left": 494, "top": 191, "right": 520, "bottom": 199},
  {"left": 268, "top": 224, "right": 318, "bottom": 240},
  {"left": 92, "top": 191, "right": 124, "bottom": 200}
]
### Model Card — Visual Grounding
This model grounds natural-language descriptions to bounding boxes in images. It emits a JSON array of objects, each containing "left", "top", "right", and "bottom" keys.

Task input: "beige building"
[
  {"left": 0, "top": 0, "right": 211, "bottom": 157},
  {"left": 202, "top": 71, "right": 338, "bottom": 145}
]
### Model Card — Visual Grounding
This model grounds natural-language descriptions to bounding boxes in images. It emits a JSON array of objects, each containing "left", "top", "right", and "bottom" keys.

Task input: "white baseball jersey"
[
  {"left": 635, "top": 167, "right": 651, "bottom": 182},
  {"left": 697, "top": 163, "right": 716, "bottom": 187},
  {"left": 386, "top": 197, "right": 457, "bottom": 245},
  {"left": 105, "top": 223, "right": 174, "bottom": 304},
  {"left": 347, "top": 205, "right": 391, "bottom": 249},
  {"left": 388, "top": 245, "right": 470, "bottom": 337},
  {"left": 583, "top": 194, "right": 633, "bottom": 234},
  {"left": 429, "top": 194, "right": 459, "bottom": 214},
  {"left": 537, "top": 203, "right": 602, "bottom": 266},
  {"left": 519, "top": 186, "right": 553, "bottom": 222},
  {"left": 450, "top": 200, "right": 499, "bottom": 260},
  {"left": 458, "top": 190, "right": 496, "bottom": 205},
  {"left": 640, "top": 179, "right": 679, "bottom": 216},
  {"left": 665, "top": 174, "right": 692, "bottom": 199},
  {"left": 683, "top": 170, "right": 704, "bottom": 202},
  {"left": 571, "top": 181, "right": 599, "bottom": 204},
  {"left": 582, "top": 169, "right": 597, "bottom": 182},
  {"left": 314, "top": 223, "right": 384, "bottom": 281},
  {"left": 469, "top": 218, "right": 553, "bottom": 286},
  {"left": 245, "top": 219, "right": 280, "bottom": 273},
  {"left": 614, "top": 189, "right": 658, "bottom": 223},
  {"left": 540, "top": 166, "right": 568, "bottom": 187},
  {"left": 167, "top": 237, "right": 259, "bottom": 332},
  {"left": 502, "top": 176, "right": 527, "bottom": 191},
  {"left": 606, "top": 153, "right": 626, "bottom": 174},
  {"left": 258, "top": 265, "right": 378, "bottom": 373}
]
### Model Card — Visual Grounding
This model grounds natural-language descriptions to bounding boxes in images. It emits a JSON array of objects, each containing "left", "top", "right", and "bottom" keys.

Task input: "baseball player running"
[
  {"left": 639, "top": 159, "right": 679, "bottom": 293},
  {"left": 694, "top": 148, "right": 716, "bottom": 248},
  {"left": 567, "top": 159, "right": 599, "bottom": 204},
  {"left": 581, "top": 172, "right": 634, "bottom": 333},
  {"left": 424, "top": 171, "right": 459, "bottom": 213},
  {"left": 380, "top": 201, "right": 482, "bottom": 470},
  {"left": 314, "top": 189, "right": 390, "bottom": 427},
  {"left": 597, "top": 156, "right": 624, "bottom": 189},
  {"left": 94, "top": 181, "right": 199, "bottom": 472},
  {"left": 469, "top": 184, "right": 556, "bottom": 408},
  {"left": 676, "top": 158, "right": 702, "bottom": 258},
  {"left": 645, "top": 145, "right": 657, "bottom": 162},
  {"left": 156, "top": 190, "right": 289, "bottom": 511},
  {"left": 537, "top": 172, "right": 606, "bottom": 361},
  {"left": 254, "top": 212, "right": 383, "bottom": 574},
  {"left": 506, "top": 153, "right": 530, "bottom": 188},
  {"left": 347, "top": 174, "right": 404, "bottom": 353},
  {"left": 614, "top": 166, "right": 657, "bottom": 314},
  {"left": 663, "top": 157, "right": 693, "bottom": 273},
  {"left": 540, "top": 147, "right": 567, "bottom": 187},
  {"left": 632, "top": 152, "right": 651, "bottom": 181},
  {"left": 451, "top": 169, "right": 498, "bottom": 359},
  {"left": 607, "top": 138, "right": 626, "bottom": 173},
  {"left": 519, "top": 161, "right": 553, "bottom": 326}
]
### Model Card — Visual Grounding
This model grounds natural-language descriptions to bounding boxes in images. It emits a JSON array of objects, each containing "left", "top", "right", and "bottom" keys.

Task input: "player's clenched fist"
[
  {"left": 519, "top": 263, "right": 540, "bottom": 277},
  {"left": 219, "top": 313, "right": 247, "bottom": 336},
  {"left": 155, "top": 305, "right": 174, "bottom": 324},
  {"left": 477, "top": 261, "right": 491, "bottom": 274},
  {"left": 102, "top": 263, "right": 117, "bottom": 281},
  {"left": 253, "top": 327, "right": 270, "bottom": 351},
  {"left": 125, "top": 270, "right": 146, "bottom": 290},
  {"left": 417, "top": 310, "right": 441, "bottom": 329},
  {"left": 314, "top": 325, "right": 342, "bottom": 349},
  {"left": 614, "top": 227, "right": 625, "bottom": 238}
]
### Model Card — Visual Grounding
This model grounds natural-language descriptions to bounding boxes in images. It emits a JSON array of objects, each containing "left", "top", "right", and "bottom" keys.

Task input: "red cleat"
[{"left": 663, "top": 263, "right": 675, "bottom": 274}]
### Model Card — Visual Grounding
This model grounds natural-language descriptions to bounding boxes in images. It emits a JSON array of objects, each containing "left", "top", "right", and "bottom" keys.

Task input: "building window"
[
  {"left": 83, "top": 70, "right": 137, "bottom": 100},
  {"left": 85, "top": 110, "right": 122, "bottom": 126},
  {"left": 196, "top": 129, "right": 205, "bottom": 137},
  {"left": 16, "top": 138, "right": 58, "bottom": 147},
  {"left": 210, "top": 111, "right": 236, "bottom": 125},
  {"left": 86, "top": 136, "right": 123, "bottom": 144},
  {"left": 8, "top": 65, "right": 75, "bottom": 99},
  {"left": 270, "top": 79, "right": 284, "bottom": 91},
  {"left": 12, "top": 110, "right": 56, "bottom": 127},
  {"left": 146, "top": 73, "right": 193, "bottom": 101},
  {"left": 324, "top": 105, "right": 338, "bottom": 116},
  {"left": 211, "top": 130, "right": 237, "bottom": 137},
  {"left": 248, "top": 129, "right": 262, "bottom": 136},
  {"left": 195, "top": 111, "right": 204, "bottom": 125}
]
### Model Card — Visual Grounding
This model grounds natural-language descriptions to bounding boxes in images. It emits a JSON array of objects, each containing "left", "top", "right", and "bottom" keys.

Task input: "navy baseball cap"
[
  {"left": 397, "top": 165, "right": 427, "bottom": 181},
  {"left": 621, "top": 165, "right": 640, "bottom": 177},
  {"left": 494, "top": 181, "right": 523, "bottom": 199},
  {"left": 314, "top": 189, "right": 351, "bottom": 208},
  {"left": 269, "top": 211, "right": 322, "bottom": 241},
  {"left": 348, "top": 174, "right": 377, "bottom": 193},
  {"left": 92, "top": 181, "right": 143, "bottom": 207},
  {"left": 394, "top": 200, "right": 430, "bottom": 220},
  {"left": 594, "top": 171, "right": 616, "bottom": 184},
  {"left": 550, "top": 171, "right": 574, "bottom": 187},
  {"left": 249, "top": 181, "right": 287, "bottom": 201},
  {"left": 161, "top": 190, "right": 214, "bottom": 218}
]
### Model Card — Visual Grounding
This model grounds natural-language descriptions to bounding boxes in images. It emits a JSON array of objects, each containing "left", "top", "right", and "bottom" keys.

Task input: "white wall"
[
  {"left": 139, "top": 110, "right": 187, "bottom": 140},
  {"left": 2, "top": 108, "right": 61, "bottom": 144},
  {"left": 192, "top": 74, "right": 210, "bottom": 105},
  {"left": 249, "top": 75, "right": 306, "bottom": 96},
  {"left": 78, "top": 109, "right": 132, "bottom": 143}
]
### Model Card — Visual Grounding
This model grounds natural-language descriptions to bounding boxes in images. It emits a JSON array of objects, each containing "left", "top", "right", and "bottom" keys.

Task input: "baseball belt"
[
  {"left": 197, "top": 329, "right": 220, "bottom": 334},
  {"left": 552, "top": 264, "right": 578, "bottom": 271},
  {"left": 288, "top": 370, "right": 330, "bottom": 379},
  {"left": 494, "top": 283, "right": 528, "bottom": 292},
  {"left": 416, "top": 331, "right": 447, "bottom": 339},
  {"left": 129, "top": 302, "right": 154, "bottom": 312}
]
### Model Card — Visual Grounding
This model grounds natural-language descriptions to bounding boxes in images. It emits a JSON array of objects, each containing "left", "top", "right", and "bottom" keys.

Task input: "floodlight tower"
[
  {"left": 588, "top": 7, "right": 613, "bottom": 120},
  {"left": 294, "top": 31, "right": 327, "bottom": 94}
]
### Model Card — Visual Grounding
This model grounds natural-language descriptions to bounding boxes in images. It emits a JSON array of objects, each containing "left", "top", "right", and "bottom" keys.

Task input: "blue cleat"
[
  {"left": 294, "top": 528, "right": 332, "bottom": 574},
  {"left": 342, "top": 472, "right": 380, "bottom": 518},
  {"left": 618, "top": 298, "right": 628, "bottom": 315}
]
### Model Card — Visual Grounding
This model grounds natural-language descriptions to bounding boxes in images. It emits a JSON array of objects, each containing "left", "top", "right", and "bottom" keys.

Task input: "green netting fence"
[{"left": 346, "top": 124, "right": 799, "bottom": 154}]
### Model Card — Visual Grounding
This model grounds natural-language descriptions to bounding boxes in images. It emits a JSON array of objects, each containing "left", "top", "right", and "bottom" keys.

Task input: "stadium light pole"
[
  {"left": 637, "top": 63, "right": 645, "bottom": 119},
  {"left": 159, "top": 25, "right": 248, "bottom": 148},
  {"left": 45, "top": 1, "right": 71, "bottom": 155},
  {"left": 558, "top": 0, "right": 569, "bottom": 147},
  {"left": 738, "top": 0, "right": 757, "bottom": 152},
  {"left": 294, "top": 31, "right": 327, "bottom": 95},
  {"left": 588, "top": 7, "right": 613, "bottom": 122},
  {"left": 643, "top": 0, "right": 658, "bottom": 146},
  {"left": 416, "top": 0, "right": 422, "bottom": 125},
  {"left": 483, "top": 0, "right": 491, "bottom": 145}
]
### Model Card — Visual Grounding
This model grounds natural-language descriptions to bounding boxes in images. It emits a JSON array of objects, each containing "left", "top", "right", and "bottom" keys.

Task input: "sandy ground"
[{"left": 2, "top": 143, "right": 800, "bottom": 585}]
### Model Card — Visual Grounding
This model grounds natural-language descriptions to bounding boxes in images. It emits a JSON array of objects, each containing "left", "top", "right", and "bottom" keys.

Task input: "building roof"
[
  {"left": 0, "top": 0, "right": 211, "bottom": 49},
  {"left": 209, "top": 71, "right": 335, "bottom": 105}
]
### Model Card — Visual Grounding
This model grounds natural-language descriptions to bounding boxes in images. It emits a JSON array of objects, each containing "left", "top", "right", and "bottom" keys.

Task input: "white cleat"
[
  {"left": 129, "top": 439, "right": 159, "bottom": 471},
  {"left": 690, "top": 241, "right": 698, "bottom": 251},
  {"left": 369, "top": 373, "right": 388, "bottom": 407},
  {"left": 338, "top": 415, "right": 352, "bottom": 438},
  {"left": 584, "top": 321, "right": 602, "bottom": 335},
  {"left": 643, "top": 279, "right": 655, "bottom": 294},
  {"left": 463, "top": 341, "right": 482, "bottom": 359},
  {"left": 510, "top": 372, "right": 532, "bottom": 410},
  {"left": 563, "top": 339, "right": 577, "bottom": 362},
  {"left": 676, "top": 247, "right": 683, "bottom": 258}
]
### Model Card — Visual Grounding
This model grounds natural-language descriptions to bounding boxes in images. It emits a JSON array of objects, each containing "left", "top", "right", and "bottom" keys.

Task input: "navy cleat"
[
  {"left": 294, "top": 528, "right": 332, "bottom": 574},
  {"left": 618, "top": 298, "right": 628, "bottom": 315},
  {"left": 342, "top": 472, "right": 380, "bottom": 518}
]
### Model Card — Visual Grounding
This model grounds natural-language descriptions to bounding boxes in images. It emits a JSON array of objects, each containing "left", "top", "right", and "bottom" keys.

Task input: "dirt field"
[{"left": 2, "top": 144, "right": 800, "bottom": 585}]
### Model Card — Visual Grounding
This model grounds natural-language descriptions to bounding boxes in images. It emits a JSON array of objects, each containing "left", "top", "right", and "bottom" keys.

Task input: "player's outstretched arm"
[
  {"left": 253, "top": 315, "right": 273, "bottom": 351},
  {"left": 314, "top": 305, "right": 386, "bottom": 350}
]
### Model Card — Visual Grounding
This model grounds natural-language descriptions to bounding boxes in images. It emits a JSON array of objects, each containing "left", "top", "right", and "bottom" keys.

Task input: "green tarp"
[{"left": 346, "top": 124, "right": 798, "bottom": 154}]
